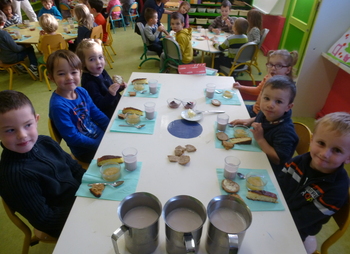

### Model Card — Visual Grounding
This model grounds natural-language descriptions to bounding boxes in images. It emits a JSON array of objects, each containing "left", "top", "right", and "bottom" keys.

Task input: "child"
[
  {"left": 213, "top": 17, "right": 248, "bottom": 70},
  {"left": 278, "top": 112, "right": 350, "bottom": 252},
  {"left": 37, "top": 13, "right": 58, "bottom": 53},
  {"left": 88, "top": 0, "right": 107, "bottom": 42},
  {"left": 38, "top": 0, "right": 63, "bottom": 20},
  {"left": 106, "top": 0, "right": 121, "bottom": 20},
  {"left": 0, "top": 0, "right": 20, "bottom": 28},
  {"left": 247, "top": 8, "right": 262, "bottom": 44},
  {"left": 0, "top": 90, "right": 86, "bottom": 238},
  {"left": 177, "top": 1, "right": 190, "bottom": 28},
  {"left": 144, "top": 7, "right": 166, "bottom": 57},
  {"left": 233, "top": 50, "right": 298, "bottom": 117},
  {"left": 47, "top": 49, "right": 109, "bottom": 163},
  {"left": 76, "top": 38, "right": 126, "bottom": 119},
  {"left": 59, "top": 0, "right": 72, "bottom": 19},
  {"left": 208, "top": 0, "right": 236, "bottom": 34},
  {"left": 231, "top": 75, "right": 299, "bottom": 174},
  {"left": 0, "top": 11, "right": 39, "bottom": 77},
  {"left": 120, "top": 0, "right": 135, "bottom": 26}
]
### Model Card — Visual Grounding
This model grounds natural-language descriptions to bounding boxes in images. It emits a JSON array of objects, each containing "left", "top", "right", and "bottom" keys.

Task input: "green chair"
[{"left": 160, "top": 37, "right": 183, "bottom": 73}]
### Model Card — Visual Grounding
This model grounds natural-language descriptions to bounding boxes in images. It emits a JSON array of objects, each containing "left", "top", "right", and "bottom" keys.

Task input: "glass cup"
[
  {"left": 125, "top": 113, "right": 140, "bottom": 125},
  {"left": 217, "top": 114, "right": 229, "bottom": 132},
  {"left": 100, "top": 162, "right": 121, "bottom": 182},
  {"left": 245, "top": 172, "right": 267, "bottom": 190},
  {"left": 197, "top": 25, "right": 202, "bottom": 32},
  {"left": 206, "top": 83, "right": 216, "bottom": 99},
  {"left": 224, "top": 156, "right": 241, "bottom": 179},
  {"left": 148, "top": 79, "right": 158, "bottom": 94},
  {"left": 144, "top": 101, "right": 156, "bottom": 120},
  {"left": 23, "top": 20, "right": 29, "bottom": 27},
  {"left": 122, "top": 147, "right": 138, "bottom": 171},
  {"left": 215, "top": 28, "right": 221, "bottom": 35}
]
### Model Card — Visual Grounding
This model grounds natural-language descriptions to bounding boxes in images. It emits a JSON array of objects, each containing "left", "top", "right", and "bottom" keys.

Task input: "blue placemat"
[
  {"left": 208, "top": 35, "right": 226, "bottom": 43},
  {"left": 216, "top": 168, "right": 285, "bottom": 211},
  {"left": 167, "top": 119, "right": 203, "bottom": 139},
  {"left": 110, "top": 110, "right": 157, "bottom": 134},
  {"left": 192, "top": 41, "right": 199, "bottom": 47},
  {"left": 123, "top": 83, "right": 161, "bottom": 98},
  {"left": 205, "top": 89, "right": 241, "bottom": 105},
  {"left": 214, "top": 124, "right": 262, "bottom": 152},
  {"left": 76, "top": 159, "right": 142, "bottom": 201},
  {"left": 62, "top": 31, "right": 78, "bottom": 36}
]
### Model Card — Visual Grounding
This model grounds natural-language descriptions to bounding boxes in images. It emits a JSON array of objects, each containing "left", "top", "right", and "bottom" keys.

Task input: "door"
[{"left": 279, "top": 0, "right": 319, "bottom": 72}]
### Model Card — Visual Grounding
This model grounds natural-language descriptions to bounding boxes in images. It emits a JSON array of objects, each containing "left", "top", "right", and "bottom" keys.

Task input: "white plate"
[
  {"left": 195, "top": 36, "right": 205, "bottom": 41},
  {"left": 181, "top": 110, "right": 203, "bottom": 121}
]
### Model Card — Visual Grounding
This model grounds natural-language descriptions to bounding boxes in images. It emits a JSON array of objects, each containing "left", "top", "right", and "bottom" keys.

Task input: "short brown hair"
[
  {"left": 263, "top": 75, "right": 296, "bottom": 104},
  {"left": 46, "top": 50, "right": 82, "bottom": 77},
  {"left": 234, "top": 17, "right": 248, "bottom": 35},
  {"left": 171, "top": 11, "right": 184, "bottom": 23},
  {"left": 40, "top": 0, "right": 53, "bottom": 4},
  {"left": 144, "top": 8, "right": 156, "bottom": 22},
  {"left": 221, "top": 0, "right": 231, "bottom": 8},
  {"left": 0, "top": 90, "right": 35, "bottom": 115},
  {"left": 39, "top": 13, "right": 58, "bottom": 33},
  {"left": 75, "top": 38, "right": 102, "bottom": 72}
]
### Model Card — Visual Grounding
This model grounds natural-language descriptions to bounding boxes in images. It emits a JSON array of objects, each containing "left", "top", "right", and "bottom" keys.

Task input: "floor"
[{"left": 0, "top": 24, "right": 348, "bottom": 254}]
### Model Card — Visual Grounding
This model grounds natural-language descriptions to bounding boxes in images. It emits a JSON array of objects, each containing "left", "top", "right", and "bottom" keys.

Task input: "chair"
[
  {"left": 0, "top": 61, "right": 37, "bottom": 90},
  {"left": 252, "top": 28, "right": 269, "bottom": 75},
  {"left": 1, "top": 198, "right": 57, "bottom": 254},
  {"left": 126, "top": 2, "right": 139, "bottom": 29},
  {"left": 293, "top": 122, "right": 312, "bottom": 155},
  {"left": 218, "top": 42, "right": 259, "bottom": 86},
  {"left": 136, "top": 22, "right": 160, "bottom": 68},
  {"left": 109, "top": 5, "right": 126, "bottom": 33},
  {"left": 91, "top": 25, "right": 113, "bottom": 69},
  {"left": 103, "top": 17, "right": 117, "bottom": 59},
  {"left": 59, "top": 3, "right": 71, "bottom": 18},
  {"left": 38, "top": 34, "right": 68, "bottom": 91},
  {"left": 160, "top": 37, "right": 183, "bottom": 73},
  {"left": 48, "top": 119, "right": 90, "bottom": 170}
]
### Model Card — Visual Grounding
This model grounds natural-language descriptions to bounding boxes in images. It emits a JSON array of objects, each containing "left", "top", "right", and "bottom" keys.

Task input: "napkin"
[
  {"left": 123, "top": 83, "right": 161, "bottom": 98},
  {"left": 110, "top": 110, "right": 157, "bottom": 134},
  {"left": 214, "top": 124, "right": 262, "bottom": 152},
  {"left": 76, "top": 159, "right": 142, "bottom": 201},
  {"left": 216, "top": 168, "right": 285, "bottom": 211},
  {"left": 204, "top": 89, "right": 241, "bottom": 105}
]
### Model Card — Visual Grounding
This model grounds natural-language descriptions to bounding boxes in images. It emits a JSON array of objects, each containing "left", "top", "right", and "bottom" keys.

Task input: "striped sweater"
[{"left": 214, "top": 34, "right": 248, "bottom": 59}]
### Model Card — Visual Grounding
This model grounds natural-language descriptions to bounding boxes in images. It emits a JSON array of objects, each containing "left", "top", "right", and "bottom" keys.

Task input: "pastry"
[
  {"left": 246, "top": 190, "right": 278, "bottom": 203},
  {"left": 175, "top": 145, "right": 186, "bottom": 152},
  {"left": 112, "top": 75, "right": 123, "bottom": 84},
  {"left": 178, "top": 155, "right": 190, "bottom": 165},
  {"left": 227, "top": 137, "right": 252, "bottom": 145},
  {"left": 216, "top": 132, "right": 229, "bottom": 141},
  {"left": 118, "top": 113, "right": 126, "bottom": 119},
  {"left": 211, "top": 99, "right": 221, "bottom": 106},
  {"left": 132, "top": 78, "right": 148, "bottom": 84},
  {"left": 89, "top": 183, "right": 105, "bottom": 198},
  {"left": 122, "top": 107, "right": 144, "bottom": 115},
  {"left": 221, "top": 179, "right": 240, "bottom": 193},
  {"left": 128, "top": 91, "right": 136, "bottom": 96},
  {"left": 185, "top": 144, "right": 196, "bottom": 152},
  {"left": 222, "top": 140, "right": 234, "bottom": 150},
  {"left": 168, "top": 155, "right": 179, "bottom": 162},
  {"left": 97, "top": 155, "right": 124, "bottom": 166},
  {"left": 223, "top": 90, "right": 233, "bottom": 98},
  {"left": 174, "top": 148, "right": 184, "bottom": 156}
]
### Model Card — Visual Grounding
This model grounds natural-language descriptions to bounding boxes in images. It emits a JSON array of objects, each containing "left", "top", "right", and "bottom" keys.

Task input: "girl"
[
  {"left": 76, "top": 38, "right": 126, "bottom": 119},
  {"left": 37, "top": 14, "right": 58, "bottom": 53},
  {"left": 177, "top": 1, "right": 190, "bottom": 28},
  {"left": 47, "top": 49, "right": 109, "bottom": 163},
  {"left": 106, "top": 0, "right": 121, "bottom": 19},
  {"left": 69, "top": 3, "right": 95, "bottom": 51},
  {"left": 0, "top": 0, "right": 20, "bottom": 28},
  {"left": 233, "top": 49, "right": 298, "bottom": 118},
  {"left": 247, "top": 9, "right": 262, "bottom": 44}
]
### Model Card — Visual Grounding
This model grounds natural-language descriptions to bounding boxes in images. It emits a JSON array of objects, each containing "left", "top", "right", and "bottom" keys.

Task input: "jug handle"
[
  {"left": 228, "top": 233, "right": 239, "bottom": 254},
  {"left": 183, "top": 233, "right": 196, "bottom": 254},
  {"left": 111, "top": 225, "right": 129, "bottom": 254}
]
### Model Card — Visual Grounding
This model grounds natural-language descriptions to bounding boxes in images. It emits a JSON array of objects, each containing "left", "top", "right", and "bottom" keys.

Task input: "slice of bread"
[
  {"left": 89, "top": 183, "right": 105, "bottom": 198},
  {"left": 174, "top": 148, "right": 184, "bottom": 156},
  {"left": 168, "top": 155, "right": 179, "bottom": 162},
  {"left": 122, "top": 107, "right": 143, "bottom": 115},
  {"left": 185, "top": 144, "right": 197, "bottom": 152},
  {"left": 222, "top": 140, "right": 235, "bottom": 150},
  {"left": 227, "top": 137, "right": 252, "bottom": 145},
  {"left": 216, "top": 132, "right": 229, "bottom": 141},
  {"left": 129, "top": 91, "right": 136, "bottom": 96},
  {"left": 246, "top": 190, "right": 278, "bottom": 203},
  {"left": 97, "top": 155, "right": 124, "bottom": 166},
  {"left": 222, "top": 179, "right": 240, "bottom": 193},
  {"left": 132, "top": 78, "right": 148, "bottom": 84},
  {"left": 178, "top": 155, "right": 190, "bottom": 165}
]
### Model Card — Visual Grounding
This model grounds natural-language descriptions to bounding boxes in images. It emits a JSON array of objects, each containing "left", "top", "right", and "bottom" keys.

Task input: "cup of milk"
[{"left": 122, "top": 147, "right": 138, "bottom": 171}]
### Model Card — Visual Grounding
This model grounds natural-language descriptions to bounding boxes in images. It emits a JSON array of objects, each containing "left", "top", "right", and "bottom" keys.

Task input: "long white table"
[{"left": 53, "top": 73, "right": 306, "bottom": 254}]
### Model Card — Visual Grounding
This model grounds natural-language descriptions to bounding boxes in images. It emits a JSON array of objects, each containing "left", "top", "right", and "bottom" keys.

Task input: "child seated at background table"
[
  {"left": 144, "top": 7, "right": 166, "bottom": 57},
  {"left": 76, "top": 38, "right": 126, "bottom": 119},
  {"left": 48, "top": 49, "right": 109, "bottom": 163},
  {"left": 213, "top": 17, "right": 248, "bottom": 71},
  {"left": 88, "top": 0, "right": 107, "bottom": 42},
  {"left": 247, "top": 8, "right": 262, "bottom": 44},
  {"left": 278, "top": 112, "right": 350, "bottom": 254},
  {"left": 37, "top": 13, "right": 59, "bottom": 53},
  {"left": 231, "top": 75, "right": 298, "bottom": 175},
  {"left": 0, "top": 11, "right": 39, "bottom": 77},
  {"left": 176, "top": 1, "right": 190, "bottom": 28},
  {"left": 59, "top": 0, "right": 72, "bottom": 19},
  {"left": 106, "top": 0, "right": 121, "bottom": 19},
  {"left": 0, "top": 90, "right": 86, "bottom": 238},
  {"left": 38, "top": 0, "right": 63, "bottom": 20},
  {"left": 208, "top": 0, "right": 236, "bottom": 34},
  {"left": 0, "top": 0, "right": 20, "bottom": 28}
]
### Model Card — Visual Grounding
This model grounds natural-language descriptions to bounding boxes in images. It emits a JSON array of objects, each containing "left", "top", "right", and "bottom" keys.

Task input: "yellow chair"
[
  {"left": 0, "top": 60, "right": 37, "bottom": 90},
  {"left": 293, "top": 122, "right": 312, "bottom": 155},
  {"left": 48, "top": 119, "right": 90, "bottom": 170},
  {"left": 313, "top": 188, "right": 350, "bottom": 254},
  {"left": 38, "top": 34, "right": 68, "bottom": 91},
  {"left": 91, "top": 25, "right": 113, "bottom": 69},
  {"left": 1, "top": 198, "right": 57, "bottom": 254},
  {"left": 103, "top": 17, "right": 117, "bottom": 59}
]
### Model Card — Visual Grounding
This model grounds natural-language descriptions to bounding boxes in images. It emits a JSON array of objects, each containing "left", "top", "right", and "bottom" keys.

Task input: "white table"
[{"left": 53, "top": 73, "right": 306, "bottom": 254}]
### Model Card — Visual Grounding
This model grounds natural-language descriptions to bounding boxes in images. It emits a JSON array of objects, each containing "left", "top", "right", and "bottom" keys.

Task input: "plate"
[
  {"left": 195, "top": 36, "right": 205, "bottom": 41},
  {"left": 181, "top": 110, "right": 203, "bottom": 121}
]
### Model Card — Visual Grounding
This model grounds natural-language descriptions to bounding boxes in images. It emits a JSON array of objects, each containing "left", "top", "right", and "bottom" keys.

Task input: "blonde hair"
[
  {"left": 267, "top": 49, "right": 299, "bottom": 78},
  {"left": 39, "top": 13, "right": 58, "bottom": 33},
  {"left": 314, "top": 112, "right": 350, "bottom": 137},
  {"left": 247, "top": 9, "right": 262, "bottom": 32},
  {"left": 74, "top": 4, "right": 94, "bottom": 30},
  {"left": 75, "top": 38, "right": 103, "bottom": 72}
]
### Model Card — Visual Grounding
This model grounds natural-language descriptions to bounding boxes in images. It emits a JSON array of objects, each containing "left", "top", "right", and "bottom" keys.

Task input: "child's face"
[
  {"left": 49, "top": 58, "right": 81, "bottom": 93},
  {"left": 171, "top": 18, "right": 184, "bottom": 32},
  {"left": 2, "top": 6, "right": 12, "bottom": 17},
  {"left": 267, "top": 55, "right": 292, "bottom": 77},
  {"left": 179, "top": 5, "right": 190, "bottom": 14},
  {"left": 310, "top": 125, "right": 350, "bottom": 173},
  {"left": 260, "top": 86, "right": 293, "bottom": 122},
  {"left": 221, "top": 6, "right": 230, "bottom": 18},
  {"left": 84, "top": 44, "right": 105, "bottom": 76},
  {"left": 43, "top": 1, "right": 53, "bottom": 10},
  {"left": 149, "top": 13, "right": 158, "bottom": 25},
  {"left": 0, "top": 105, "right": 39, "bottom": 154}
]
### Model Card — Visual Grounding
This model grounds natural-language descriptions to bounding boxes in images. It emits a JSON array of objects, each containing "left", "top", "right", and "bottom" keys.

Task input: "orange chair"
[
  {"left": 293, "top": 122, "right": 312, "bottom": 155},
  {"left": 0, "top": 60, "right": 37, "bottom": 90}
]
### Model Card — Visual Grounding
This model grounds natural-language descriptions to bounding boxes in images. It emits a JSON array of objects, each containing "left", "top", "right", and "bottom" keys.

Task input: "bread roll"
[
  {"left": 97, "top": 155, "right": 124, "bottom": 166},
  {"left": 222, "top": 179, "right": 240, "bottom": 193},
  {"left": 227, "top": 137, "right": 252, "bottom": 145},
  {"left": 89, "top": 183, "right": 105, "bottom": 198},
  {"left": 122, "top": 107, "right": 144, "bottom": 116},
  {"left": 132, "top": 78, "right": 148, "bottom": 84}
]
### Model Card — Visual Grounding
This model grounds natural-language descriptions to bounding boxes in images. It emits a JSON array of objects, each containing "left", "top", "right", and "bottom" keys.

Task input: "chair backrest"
[
  {"left": 105, "top": 17, "right": 113, "bottom": 43},
  {"left": 162, "top": 37, "right": 182, "bottom": 61},
  {"left": 90, "top": 25, "right": 103, "bottom": 40},
  {"left": 293, "top": 122, "right": 312, "bottom": 155},
  {"left": 129, "top": 2, "right": 139, "bottom": 15},
  {"left": 258, "top": 28, "right": 269, "bottom": 49},
  {"left": 232, "top": 42, "right": 258, "bottom": 65},
  {"left": 59, "top": 3, "right": 71, "bottom": 11},
  {"left": 109, "top": 4, "right": 123, "bottom": 19},
  {"left": 48, "top": 119, "right": 62, "bottom": 144},
  {"left": 137, "top": 22, "right": 148, "bottom": 45},
  {"left": 41, "top": 34, "right": 67, "bottom": 62}
]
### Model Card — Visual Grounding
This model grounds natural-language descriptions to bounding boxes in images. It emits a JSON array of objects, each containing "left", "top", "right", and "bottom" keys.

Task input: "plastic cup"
[
  {"left": 224, "top": 156, "right": 241, "bottom": 179},
  {"left": 148, "top": 79, "right": 158, "bottom": 94},
  {"left": 125, "top": 113, "right": 140, "bottom": 125},
  {"left": 122, "top": 147, "right": 138, "bottom": 171},
  {"left": 100, "top": 162, "right": 121, "bottom": 182},
  {"left": 144, "top": 102, "right": 156, "bottom": 120},
  {"left": 217, "top": 114, "right": 229, "bottom": 132},
  {"left": 206, "top": 83, "right": 216, "bottom": 99}
]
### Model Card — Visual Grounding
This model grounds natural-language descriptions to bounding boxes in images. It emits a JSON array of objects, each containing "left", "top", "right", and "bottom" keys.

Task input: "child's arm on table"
[
  {"left": 233, "top": 74, "right": 269, "bottom": 96},
  {"left": 230, "top": 117, "right": 255, "bottom": 127}
]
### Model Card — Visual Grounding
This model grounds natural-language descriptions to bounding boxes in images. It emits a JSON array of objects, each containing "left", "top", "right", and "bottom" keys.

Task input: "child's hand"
[
  {"left": 251, "top": 122, "right": 264, "bottom": 141},
  {"left": 165, "top": 35, "right": 172, "bottom": 39},
  {"left": 108, "top": 83, "right": 120, "bottom": 96},
  {"left": 39, "top": 30, "right": 46, "bottom": 35},
  {"left": 119, "top": 82, "right": 127, "bottom": 91},
  {"left": 233, "top": 82, "right": 241, "bottom": 89},
  {"left": 213, "top": 28, "right": 220, "bottom": 35},
  {"left": 158, "top": 25, "right": 164, "bottom": 32},
  {"left": 230, "top": 118, "right": 252, "bottom": 126},
  {"left": 225, "top": 19, "right": 231, "bottom": 26}
]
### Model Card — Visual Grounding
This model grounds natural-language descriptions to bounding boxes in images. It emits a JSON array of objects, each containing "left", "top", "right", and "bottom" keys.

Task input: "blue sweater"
[
  {"left": 38, "top": 6, "right": 63, "bottom": 20},
  {"left": 278, "top": 153, "right": 349, "bottom": 240},
  {"left": 49, "top": 87, "right": 109, "bottom": 162}
]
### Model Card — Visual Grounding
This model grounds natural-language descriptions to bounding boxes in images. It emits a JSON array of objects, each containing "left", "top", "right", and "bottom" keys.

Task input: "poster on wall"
[{"left": 327, "top": 28, "right": 350, "bottom": 67}]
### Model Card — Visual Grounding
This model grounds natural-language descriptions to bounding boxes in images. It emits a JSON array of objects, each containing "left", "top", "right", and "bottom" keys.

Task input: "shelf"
[{"left": 322, "top": 52, "right": 350, "bottom": 75}]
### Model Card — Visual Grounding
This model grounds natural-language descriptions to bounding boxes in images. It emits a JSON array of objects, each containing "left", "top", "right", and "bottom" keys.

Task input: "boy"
[
  {"left": 38, "top": 0, "right": 63, "bottom": 20},
  {"left": 208, "top": 0, "right": 236, "bottom": 34},
  {"left": 88, "top": 0, "right": 107, "bottom": 42},
  {"left": 0, "top": 0, "right": 20, "bottom": 28},
  {"left": 144, "top": 7, "right": 166, "bottom": 57},
  {"left": 278, "top": 112, "right": 350, "bottom": 249},
  {"left": 231, "top": 75, "right": 298, "bottom": 174},
  {"left": 213, "top": 17, "right": 248, "bottom": 70},
  {"left": 0, "top": 11, "right": 39, "bottom": 77},
  {"left": 0, "top": 90, "right": 86, "bottom": 238}
]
